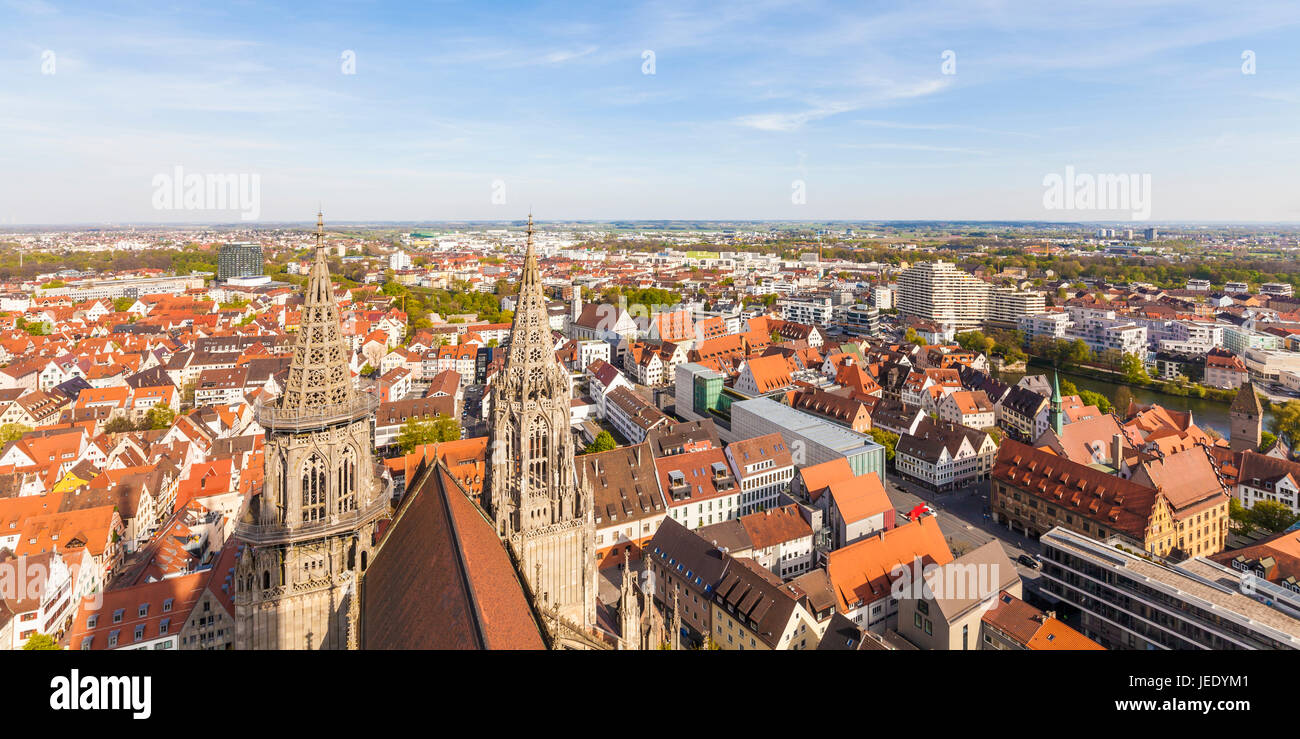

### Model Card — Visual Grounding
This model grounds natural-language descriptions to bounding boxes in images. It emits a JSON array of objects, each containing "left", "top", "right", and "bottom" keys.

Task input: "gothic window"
[
  {"left": 337, "top": 447, "right": 357, "bottom": 513},
  {"left": 279, "top": 454, "right": 288, "bottom": 523},
  {"left": 301, "top": 453, "right": 327, "bottom": 523},
  {"left": 527, "top": 414, "right": 551, "bottom": 493},
  {"left": 262, "top": 571, "right": 270, "bottom": 590}
]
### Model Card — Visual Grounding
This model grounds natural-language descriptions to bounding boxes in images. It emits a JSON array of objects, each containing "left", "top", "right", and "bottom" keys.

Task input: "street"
[{"left": 883, "top": 473, "right": 1045, "bottom": 594}]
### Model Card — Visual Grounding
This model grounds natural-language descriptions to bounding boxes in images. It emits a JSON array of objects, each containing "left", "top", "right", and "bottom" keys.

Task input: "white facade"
[{"left": 778, "top": 296, "right": 834, "bottom": 325}]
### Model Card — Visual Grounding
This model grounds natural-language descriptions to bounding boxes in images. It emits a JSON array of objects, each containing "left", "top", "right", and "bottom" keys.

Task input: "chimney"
[{"left": 1111, "top": 433, "right": 1123, "bottom": 466}]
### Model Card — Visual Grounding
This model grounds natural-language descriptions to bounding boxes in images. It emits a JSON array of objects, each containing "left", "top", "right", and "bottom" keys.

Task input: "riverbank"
[
  {"left": 1022, "top": 358, "right": 1238, "bottom": 403},
  {"left": 1001, "top": 365, "right": 1272, "bottom": 439}
]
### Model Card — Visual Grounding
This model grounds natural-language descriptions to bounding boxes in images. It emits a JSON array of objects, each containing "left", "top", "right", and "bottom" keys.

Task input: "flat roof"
[
  {"left": 734, "top": 397, "right": 883, "bottom": 455},
  {"left": 1041, "top": 527, "right": 1300, "bottom": 646}
]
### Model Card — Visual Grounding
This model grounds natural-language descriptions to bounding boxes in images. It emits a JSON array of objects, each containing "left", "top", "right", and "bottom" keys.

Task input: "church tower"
[
  {"left": 487, "top": 214, "right": 597, "bottom": 630},
  {"left": 1230, "top": 380, "right": 1263, "bottom": 453},
  {"left": 1049, "top": 370, "right": 1064, "bottom": 436},
  {"left": 233, "top": 213, "right": 390, "bottom": 650}
]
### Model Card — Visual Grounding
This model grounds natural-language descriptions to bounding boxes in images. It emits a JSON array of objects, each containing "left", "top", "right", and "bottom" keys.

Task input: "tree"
[
  {"left": 955, "top": 331, "right": 994, "bottom": 356},
  {"left": 397, "top": 417, "right": 436, "bottom": 452},
  {"left": 397, "top": 414, "right": 461, "bottom": 452},
  {"left": 430, "top": 414, "right": 461, "bottom": 443},
  {"left": 1270, "top": 400, "right": 1300, "bottom": 445},
  {"left": 104, "top": 416, "right": 137, "bottom": 433},
  {"left": 869, "top": 428, "right": 899, "bottom": 462},
  {"left": 144, "top": 403, "right": 175, "bottom": 430},
  {"left": 1098, "top": 348, "right": 1123, "bottom": 373},
  {"left": 0, "top": 423, "right": 31, "bottom": 442},
  {"left": 1062, "top": 339, "right": 1091, "bottom": 370},
  {"left": 1078, "top": 390, "right": 1112, "bottom": 414},
  {"left": 1120, "top": 352, "right": 1149, "bottom": 384},
  {"left": 360, "top": 363, "right": 375, "bottom": 376},
  {"left": 1229, "top": 497, "right": 1254, "bottom": 536},
  {"left": 1113, "top": 386, "right": 1135, "bottom": 417},
  {"left": 1249, "top": 500, "right": 1300, "bottom": 534},
  {"left": 584, "top": 430, "right": 617, "bottom": 455},
  {"left": 22, "top": 633, "right": 60, "bottom": 650},
  {"left": 112, "top": 297, "right": 135, "bottom": 312},
  {"left": 1059, "top": 378, "right": 1079, "bottom": 396},
  {"left": 1261, "top": 430, "right": 1278, "bottom": 452}
]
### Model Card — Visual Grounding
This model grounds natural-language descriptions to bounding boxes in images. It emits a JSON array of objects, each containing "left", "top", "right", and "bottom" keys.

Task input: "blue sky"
[{"left": 2, "top": 0, "right": 1299, "bottom": 224}]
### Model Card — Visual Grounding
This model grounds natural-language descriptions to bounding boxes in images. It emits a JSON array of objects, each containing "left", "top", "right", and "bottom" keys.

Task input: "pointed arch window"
[
  {"left": 527, "top": 414, "right": 551, "bottom": 493},
  {"left": 337, "top": 447, "right": 357, "bottom": 513},
  {"left": 301, "top": 453, "right": 327, "bottom": 523}
]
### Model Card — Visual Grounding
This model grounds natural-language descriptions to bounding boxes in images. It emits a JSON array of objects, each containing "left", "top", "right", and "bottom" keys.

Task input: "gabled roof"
[
  {"left": 825, "top": 473, "right": 891, "bottom": 524},
  {"left": 795, "top": 457, "right": 855, "bottom": 503},
  {"left": 739, "top": 504, "right": 812, "bottom": 549},
  {"left": 577, "top": 443, "right": 665, "bottom": 526},
  {"left": 992, "top": 439, "right": 1158, "bottom": 541},
  {"left": 826, "top": 517, "right": 952, "bottom": 612},
  {"left": 363, "top": 462, "right": 546, "bottom": 650}
]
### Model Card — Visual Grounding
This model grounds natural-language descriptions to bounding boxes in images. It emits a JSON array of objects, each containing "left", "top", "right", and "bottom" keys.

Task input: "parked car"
[{"left": 1017, "top": 554, "right": 1041, "bottom": 569}]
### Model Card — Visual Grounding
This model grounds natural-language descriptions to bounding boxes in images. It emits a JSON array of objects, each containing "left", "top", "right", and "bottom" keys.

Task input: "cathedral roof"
[{"left": 362, "top": 461, "right": 546, "bottom": 650}]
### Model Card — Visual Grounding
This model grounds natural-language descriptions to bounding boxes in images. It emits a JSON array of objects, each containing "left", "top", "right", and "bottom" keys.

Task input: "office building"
[
  {"left": 1038, "top": 526, "right": 1300, "bottom": 650},
  {"left": 217, "top": 242, "right": 264, "bottom": 281}
]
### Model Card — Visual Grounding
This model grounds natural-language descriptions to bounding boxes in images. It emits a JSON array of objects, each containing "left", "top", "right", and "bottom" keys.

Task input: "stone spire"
[
  {"left": 618, "top": 551, "right": 641, "bottom": 650},
  {"left": 670, "top": 585, "right": 681, "bottom": 651},
  {"left": 505, "top": 213, "right": 548, "bottom": 367},
  {"left": 234, "top": 212, "right": 387, "bottom": 650},
  {"left": 485, "top": 212, "right": 597, "bottom": 631},
  {"left": 278, "top": 212, "right": 355, "bottom": 411}
]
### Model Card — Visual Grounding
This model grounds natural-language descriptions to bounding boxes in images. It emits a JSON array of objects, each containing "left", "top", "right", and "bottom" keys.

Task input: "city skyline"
[{"left": 3, "top": 0, "right": 1300, "bottom": 224}]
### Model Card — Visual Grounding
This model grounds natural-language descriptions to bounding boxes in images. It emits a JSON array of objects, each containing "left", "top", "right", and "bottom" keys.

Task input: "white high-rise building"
[
  {"left": 389, "top": 250, "right": 412, "bottom": 271},
  {"left": 897, "top": 261, "right": 1044, "bottom": 331}
]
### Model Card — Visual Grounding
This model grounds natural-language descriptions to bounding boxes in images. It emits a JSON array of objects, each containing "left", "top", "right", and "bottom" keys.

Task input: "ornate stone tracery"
[
  {"left": 486, "top": 214, "right": 598, "bottom": 634},
  {"left": 233, "top": 212, "right": 390, "bottom": 650}
]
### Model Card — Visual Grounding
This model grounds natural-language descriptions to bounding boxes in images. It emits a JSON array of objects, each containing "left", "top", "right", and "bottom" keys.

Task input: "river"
[{"left": 1000, "top": 369, "right": 1272, "bottom": 440}]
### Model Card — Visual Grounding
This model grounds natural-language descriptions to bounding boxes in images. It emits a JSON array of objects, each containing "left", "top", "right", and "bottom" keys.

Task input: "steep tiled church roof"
[{"left": 362, "top": 461, "right": 546, "bottom": 650}]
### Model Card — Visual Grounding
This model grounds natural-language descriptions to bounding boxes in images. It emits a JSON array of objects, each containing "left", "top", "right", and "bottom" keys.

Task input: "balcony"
[
  {"left": 233, "top": 474, "right": 394, "bottom": 545},
  {"left": 254, "top": 392, "right": 379, "bottom": 432}
]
